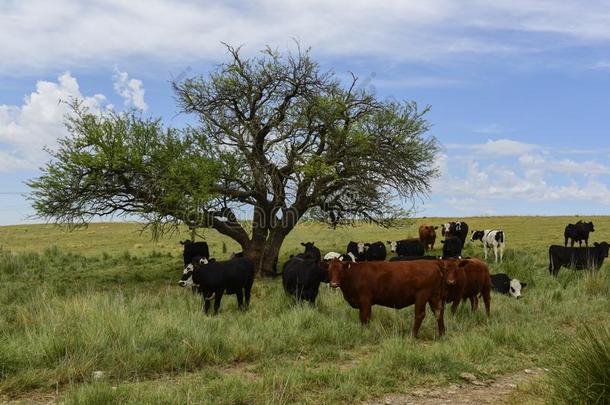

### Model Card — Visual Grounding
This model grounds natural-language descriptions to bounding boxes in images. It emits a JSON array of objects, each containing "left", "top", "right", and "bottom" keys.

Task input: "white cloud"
[
  {"left": 2, "top": 1, "right": 610, "bottom": 75},
  {"left": 0, "top": 72, "right": 109, "bottom": 172},
  {"left": 113, "top": 68, "right": 148, "bottom": 111},
  {"left": 519, "top": 153, "right": 610, "bottom": 176},
  {"left": 447, "top": 139, "right": 539, "bottom": 157}
]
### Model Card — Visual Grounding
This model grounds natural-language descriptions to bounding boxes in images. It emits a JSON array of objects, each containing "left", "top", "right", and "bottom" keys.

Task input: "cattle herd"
[{"left": 177, "top": 219, "right": 608, "bottom": 337}]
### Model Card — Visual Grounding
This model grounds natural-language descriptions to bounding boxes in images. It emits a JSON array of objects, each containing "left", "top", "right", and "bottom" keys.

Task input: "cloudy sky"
[{"left": 2, "top": 0, "right": 610, "bottom": 224}]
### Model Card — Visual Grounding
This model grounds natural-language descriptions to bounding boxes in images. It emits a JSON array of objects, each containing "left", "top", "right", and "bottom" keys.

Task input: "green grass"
[{"left": 1, "top": 217, "right": 610, "bottom": 403}]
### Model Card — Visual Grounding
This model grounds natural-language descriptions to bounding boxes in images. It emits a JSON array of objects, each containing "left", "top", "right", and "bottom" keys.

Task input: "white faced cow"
[{"left": 471, "top": 230, "right": 505, "bottom": 263}]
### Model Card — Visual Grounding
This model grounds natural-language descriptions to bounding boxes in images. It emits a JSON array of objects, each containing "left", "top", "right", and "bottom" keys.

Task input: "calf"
[
  {"left": 282, "top": 255, "right": 328, "bottom": 304},
  {"left": 471, "top": 230, "right": 505, "bottom": 263},
  {"left": 548, "top": 242, "right": 610, "bottom": 276},
  {"left": 442, "top": 221, "right": 469, "bottom": 248},
  {"left": 564, "top": 221, "right": 595, "bottom": 247},
  {"left": 387, "top": 239, "right": 425, "bottom": 257},
  {"left": 419, "top": 225, "right": 438, "bottom": 251},
  {"left": 178, "top": 257, "right": 255, "bottom": 314},
  {"left": 180, "top": 240, "right": 209, "bottom": 266},
  {"left": 444, "top": 259, "right": 491, "bottom": 315},
  {"left": 300, "top": 242, "right": 321, "bottom": 262},
  {"left": 490, "top": 273, "right": 526, "bottom": 298},
  {"left": 364, "top": 241, "right": 387, "bottom": 261},
  {"left": 327, "top": 259, "right": 450, "bottom": 337},
  {"left": 346, "top": 241, "right": 366, "bottom": 262},
  {"left": 441, "top": 236, "right": 463, "bottom": 259}
]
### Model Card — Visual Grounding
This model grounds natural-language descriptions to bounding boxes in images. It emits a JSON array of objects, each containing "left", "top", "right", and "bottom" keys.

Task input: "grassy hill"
[{"left": 1, "top": 217, "right": 609, "bottom": 404}]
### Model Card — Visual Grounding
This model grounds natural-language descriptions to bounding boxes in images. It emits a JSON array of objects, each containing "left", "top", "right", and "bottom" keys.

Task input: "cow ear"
[
  {"left": 441, "top": 240, "right": 445, "bottom": 244},
  {"left": 386, "top": 241, "right": 391, "bottom": 244},
  {"left": 434, "top": 226, "right": 438, "bottom": 229},
  {"left": 594, "top": 242, "right": 599, "bottom": 247},
  {"left": 301, "top": 242, "right": 306, "bottom": 246},
  {"left": 459, "top": 260, "right": 469, "bottom": 268},
  {"left": 521, "top": 282, "right": 527, "bottom": 289},
  {"left": 310, "top": 242, "right": 315, "bottom": 245}
]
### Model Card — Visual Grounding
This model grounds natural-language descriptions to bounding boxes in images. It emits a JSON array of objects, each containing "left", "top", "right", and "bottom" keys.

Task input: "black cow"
[
  {"left": 300, "top": 242, "right": 321, "bottom": 262},
  {"left": 441, "top": 236, "right": 463, "bottom": 259},
  {"left": 346, "top": 241, "right": 366, "bottom": 262},
  {"left": 180, "top": 240, "right": 209, "bottom": 266},
  {"left": 364, "top": 241, "right": 387, "bottom": 261},
  {"left": 442, "top": 221, "right": 469, "bottom": 248},
  {"left": 490, "top": 274, "right": 526, "bottom": 298},
  {"left": 387, "top": 239, "right": 425, "bottom": 257},
  {"left": 549, "top": 242, "right": 610, "bottom": 276},
  {"left": 178, "top": 257, "right": 255, "bottom": 314},
  {"left": 282, "top": 255, "right": 328, "bottom": 304},
  {"left": 564, "top": 221, "right": 595, "bottom": 247}
]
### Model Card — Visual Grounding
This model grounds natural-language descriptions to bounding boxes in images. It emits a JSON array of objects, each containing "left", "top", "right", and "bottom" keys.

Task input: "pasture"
[{"left": 1, "top": 216, "right": 609, "bottom": 404}]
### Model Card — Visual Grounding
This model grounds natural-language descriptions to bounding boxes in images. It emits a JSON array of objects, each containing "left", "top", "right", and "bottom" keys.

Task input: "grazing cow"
[
  {"left": 441, "top": 236, "right": 463, "bottom": 259},
  {"left": 178, "top": 257, "right": 255, "bottom": 314},
  {"left": 564, "top": 221, "right": 595, "bottom": 247},
  {"left": 387, "top": 239, "right": 425, "bottom": 257},
  {"left": 419, "top": 225, "right": 438, "bottom": 251},
  {"left": 282, "top": 255, "right": 328, "bottom": 304},
  {"left": 327, "top": 259, "right": 451, "bottom": 337},
  {"left": 490, "top": 273, "right": 526, "bottom": 298},
  {"left": 346, "top": 241, "right": 366, "bottom": 262},
  {"left": 471, "top": 230, "right": 505, "bottom": 263},
  {"left": 300, "top": 242, "right": 321, "bottom": 262},
  {"left": 180, "top": 240, "right": 209, "bottom": 266},
  {"left": 444, "top": 259, "right": 491, "bottom": 315},
  {"left": 364, "top": 241, "right": 387, "bottom": 261},
  {"left": 441, "top": 221, "right": 469, "bottom": 248},
  {"left": 548, "top": 242, "right": 610, "bottom": 276}
]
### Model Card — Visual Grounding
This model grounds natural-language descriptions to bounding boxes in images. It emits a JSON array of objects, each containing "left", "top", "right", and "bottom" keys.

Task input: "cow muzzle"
[
  {"left": 330, "top": 282, "right": 340, "bottom": 289},
  {"left": 446, "top": 279, "right": 456, "bottom": 286},
  {"left": 178, "top": 280, "right": 187, "bottom": 287}
]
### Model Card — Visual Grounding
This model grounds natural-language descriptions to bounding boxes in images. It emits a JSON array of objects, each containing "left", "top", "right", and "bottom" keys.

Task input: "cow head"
[
  {"left": 443, "top": 259, "right": 468, "bottom": 286},
  {"left": 180, "top": 239, "right": 193, "bottom": 246},
  {"left": 509, "top": 279, "right": 526, "bottom": 299},
  {"left": 178, "top": 258, "right": 208, "bottom": 287},
  {"left": 453, "top": 222, "right": 462, "bottom": 232},
  {"left": 586, "top": 222, "right": 595, "bottom": 232},
  {"left": 471, "top": 230, "right": 484, "bottom": 242},
  {"left": 328, "top": 259, "right": 350, "bottom": 288},
  {"left": 357, "top": 242, "right": 366, "bottom": 253},
  {"left": 594, "top": 241, "right": 610, "bottom": 257},
  {"left": 441, "top": 223, "right": 450, "bottom": 236},
  {"left": 386, "top": 241, "right": 398, "bottom": 253}
]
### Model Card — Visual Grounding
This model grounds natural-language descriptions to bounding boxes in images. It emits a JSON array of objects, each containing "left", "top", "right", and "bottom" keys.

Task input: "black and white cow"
[
  {"left": 282, "top": 255, "right": 329, "bottom": 304},
  {"left": 300, "top": 242, "right": 321, "bottom": 262},
  {"left": 471, "top": 230, "right": 505, "bottom": 263},
  {"left": 490, "top": 273, "right": 526, "bottom": 298},
  {"left": 387, "top": 239, "right": 425, "bottom": 257},
  {"left": 548, "top": 242, "right": 610, "bottom": 276},
  {"left": 323, "top": 251, "right": 355, "bottom": 262},
  {"left": 441, "top": 221, "right": 469, "bottom": 248},
  {"left": 364, "top": 241, "right": 387, "bottom": 261},
  {"left": 564, "top": 221, "right": 595, "bottom": 247},
  {"left": 178, "top": 257, "right": 255, "bottom": 314},
  {"left": 346, "top": 241, "right": 366, "bottom": 262},
  {"left": 441, "top": 236, "right": 463, "bottom": 259},
  {"left": 180, "top": 240, "right": 210, "bottom": 267}
]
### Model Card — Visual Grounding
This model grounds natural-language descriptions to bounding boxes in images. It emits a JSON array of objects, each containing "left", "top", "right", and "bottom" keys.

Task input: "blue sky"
[{"left": 2, "top": 0, "right": 610, "bottom": 224}]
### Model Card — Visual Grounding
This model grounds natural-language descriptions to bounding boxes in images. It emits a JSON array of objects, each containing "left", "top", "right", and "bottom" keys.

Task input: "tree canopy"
[{"left": 29, "top": 44, "right": 440, "bottom": 275}]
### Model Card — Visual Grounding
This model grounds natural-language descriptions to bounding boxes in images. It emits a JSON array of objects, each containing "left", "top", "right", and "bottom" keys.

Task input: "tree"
[{"left": 28, "top": 44, "right": 440, "bottom": 275}]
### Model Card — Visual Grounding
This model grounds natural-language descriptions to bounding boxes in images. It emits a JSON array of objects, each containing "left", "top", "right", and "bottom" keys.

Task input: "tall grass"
[
  {"left": 548, "top": 325, "right": 610, "bottom": 404},
  {"left": 1, "top": 220, "right": 610, "bottom": 403}
]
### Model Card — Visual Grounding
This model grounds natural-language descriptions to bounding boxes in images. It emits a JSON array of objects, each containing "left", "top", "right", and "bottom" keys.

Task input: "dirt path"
[{"left": 366, "top": 368, "right": 546, "bottom": 405}]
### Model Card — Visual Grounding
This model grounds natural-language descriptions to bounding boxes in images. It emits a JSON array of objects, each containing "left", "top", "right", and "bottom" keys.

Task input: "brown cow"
[
  {"left": 327, "top": 259, "right": 456, "bottom": 338},
  {"left": 419, "top": 224, "right": 438, "bottom": 251},
  {"left": 444, "top": 258, "right": 491, "bottom": 316}
]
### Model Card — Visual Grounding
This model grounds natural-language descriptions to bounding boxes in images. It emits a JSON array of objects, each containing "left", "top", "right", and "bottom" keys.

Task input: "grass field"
[{"left": 1, "top": 216, "right": 609, "bottom": 404}]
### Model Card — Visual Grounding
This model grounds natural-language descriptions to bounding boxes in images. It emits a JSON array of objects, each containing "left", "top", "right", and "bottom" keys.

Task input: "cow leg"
[
  {"left": 429, "top": 298, "right": 445, "bottom": 337},
  {"left": 203, "top": 298, "right": 211, "bottom": 314},
  {"left": 483, "top": 244, "right": 488, "bottom": 260},
  {"left": 450, "top": 298, "right": 459, "bottom": 315},
  {"left": 412, "top": 297, "right": 427, "bottom": 338},
  {"left": 500, "top": 244, "right": 504, "bottom": 263},
  {"left": 244, "top": 281, "right": 253, "bottom": 309},
  {"left": 358, "top": 300, "right": 372, "bottom": 324},
  {"left": 585, "top": 238, "right": 588, "bottom": 247},
  {"left": 482, "top": 287, "right": 491, "bottom": 317},
  {"left": 213, "top": 291, "right": 224, "bottom": 315},
  {"left": 235, "top": 289, "right": 244, "bottom": 310},
  {"left": 493, "top": 244, "right": 498, "bottom": 263}
]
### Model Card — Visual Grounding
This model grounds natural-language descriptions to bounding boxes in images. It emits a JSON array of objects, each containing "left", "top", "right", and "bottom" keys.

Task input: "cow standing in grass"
[
  {"left": 418, "top": 225, "right": 438, "bottom": 251},
  {"left": 178, "top": 257, "right": 255, "bottom": 314},
  {"left": 471, "top": 230, "right": 505, "bottom": 263},
  {"left": 548, "top": 242, "right": 609, "bottom": 276},
  {"left": 387, "top": 239, "right": 425, "bottom": 257},
  {"left": 564, "top": 221, "right": 595, "bottom": 247},
  {"left": 444, "top": 259, "right": 491, "bottom": 315},
  {"left": 180, "top": 240, "right": 209, "bottom": 267}
]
